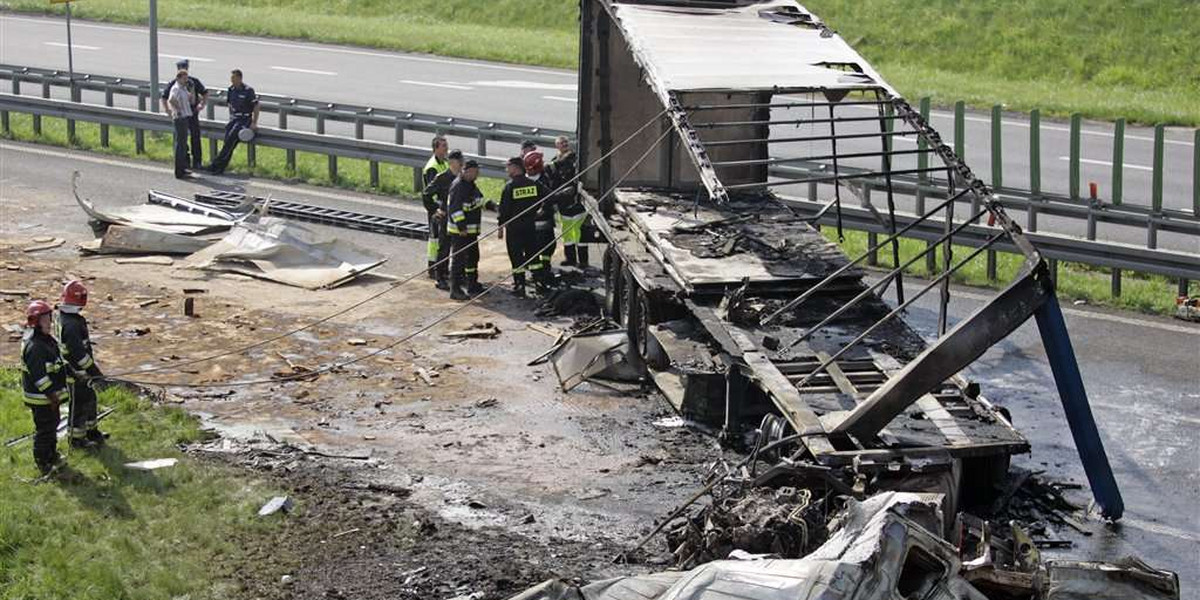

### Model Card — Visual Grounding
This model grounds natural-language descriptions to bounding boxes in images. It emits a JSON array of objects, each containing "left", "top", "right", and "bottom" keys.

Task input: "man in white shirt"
[{"left": 166, "top": 69, "right": 194, "bottom": 178}]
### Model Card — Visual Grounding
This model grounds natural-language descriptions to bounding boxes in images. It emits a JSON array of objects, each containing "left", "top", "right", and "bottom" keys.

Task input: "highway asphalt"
[
  {"left": 2, "top": 138, "right": 1198, "bottom": 592},
  {"left": 2, "top": 12, "right": 1196, "bottom": 223}
]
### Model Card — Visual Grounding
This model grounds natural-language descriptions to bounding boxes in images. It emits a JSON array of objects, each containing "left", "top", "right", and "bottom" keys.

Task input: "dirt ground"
[{"left": 0, "top": 227, "right": 720, "bottom": 598}]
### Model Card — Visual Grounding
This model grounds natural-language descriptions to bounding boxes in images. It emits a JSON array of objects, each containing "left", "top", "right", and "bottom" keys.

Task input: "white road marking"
[
  {"left": 160, "top": 53, "right": 214, "bottom": 63},
  {"left": 1120, "top": 516, "right": 1200, "bottom": 543},
  {"left": 3, "top": 15, "right": 573, "bottom": 78},
  {"left": 271, "top": 66, "right": 337, "bottom": 76},
  {"left": 399, "top": 80, "right": 472, "bottom": 90},
  {"left": 466, "top": 80, "right": 576, "bottom": 92},
  {"left": 1058, "top": 156, "right": 1154, "bottom": 172},
  {"left": 43, "top": 42, "right": 101, "bottom": 50},
  {"left": 542, "top": 95, "right": 577, "bottom": 103}
]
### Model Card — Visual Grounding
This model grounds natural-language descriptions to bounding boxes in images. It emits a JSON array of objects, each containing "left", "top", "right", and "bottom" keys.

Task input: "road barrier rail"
[{"left": 0, "top": 76, "right": 1197, "bottom": 291}]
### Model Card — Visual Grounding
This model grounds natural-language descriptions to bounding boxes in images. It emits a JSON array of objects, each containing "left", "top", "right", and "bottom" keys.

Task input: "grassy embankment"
[
  {"left": 2, "top": 113, "right": 1193, "bottom": 315},
  {"left": 5, "top": 0, "right": 1199, "bottom": 125},
  {"left": 0, "top": 369, "right": 286, "bottom": 599}
]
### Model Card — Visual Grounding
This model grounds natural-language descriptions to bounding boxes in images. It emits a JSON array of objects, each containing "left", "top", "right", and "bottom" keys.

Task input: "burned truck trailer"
[{"left": 573, "top": 0, "right": 1123, "bottom": 518}]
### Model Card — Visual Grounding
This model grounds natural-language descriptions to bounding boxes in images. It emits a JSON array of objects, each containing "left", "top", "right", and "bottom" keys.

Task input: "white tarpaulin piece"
[
  {"left": 77, "top": 225, "right": 214, "bottom": 255},
  {"left": 549, "top": 330, "right": 642, "bottom": 391},
  {"left": 72, "top": 176, "right": 234, "bottom": 236},
  {"left": 182, "top": 216, "right": 387, "bottom": 289},
  {"left": 611, "top": 1, "right": 895, "bottom": 95}
]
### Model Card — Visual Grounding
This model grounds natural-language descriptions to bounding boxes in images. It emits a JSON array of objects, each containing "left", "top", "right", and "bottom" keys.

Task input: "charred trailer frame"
[{"left": 573, "top": 0, "right": 1122, "bottom": 519}]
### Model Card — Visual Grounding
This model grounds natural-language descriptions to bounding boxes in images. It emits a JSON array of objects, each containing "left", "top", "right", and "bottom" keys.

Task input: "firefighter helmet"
[
  {"left": 524, "top": 151, "right": 545, "bottom": 176},
  {"left": 61, "top": 280, "right": 88, "bottom": 307},
  {"left": 26, "top": 300, "right": 53, "bottom": 327}
]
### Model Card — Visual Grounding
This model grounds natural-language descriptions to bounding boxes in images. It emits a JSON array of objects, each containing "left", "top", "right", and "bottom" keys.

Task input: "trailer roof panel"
[{"left": 610, "top": 1, "right": 896, "bottom": 94}]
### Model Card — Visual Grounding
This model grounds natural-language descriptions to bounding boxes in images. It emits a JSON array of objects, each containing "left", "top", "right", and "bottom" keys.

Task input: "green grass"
[
  {"left": 2, "top": 113, "right": 1189, "bottom": 315},
  {"left": 4, "top": 0, "right": 1199, "bottom": 125},
  {"left": 0, "top": 369, "right": 284, "bottom": 599},
  {"left": 825, "top": 228, "right": 1197, "bottom": 316}
]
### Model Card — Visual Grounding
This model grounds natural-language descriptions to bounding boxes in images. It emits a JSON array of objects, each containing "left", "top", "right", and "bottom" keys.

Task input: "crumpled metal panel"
[{"left": 610, "top": 1, "right": 895, "bottom": 94}]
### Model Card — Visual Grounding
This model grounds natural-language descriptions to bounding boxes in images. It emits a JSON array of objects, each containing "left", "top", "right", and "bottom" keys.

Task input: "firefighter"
[
  {"left": 524, "top": 151, "right": 557, "bottom": 286},
  {"left": 549, "top": 136, "right": 586, "bottom": 268},
  {"left": 56, "top": 280, "right": 107, "bottom": 449},
  {"left": 422, "top": 136, "right": 451, "bottom": 279},
  {"left": 446, "top": 159, "right": 485, "bottom": 300},
  {"left": 422, "top": 149, "right": 464, "bottom": 290},
  {"left": 520, "top": 139, "right": 538, "bottom": 157},
  {"left": 20, "top": 300, "right": 68, "bottom": 476},
  {"left": 498, "top": 156, "right": 547, "bottom": 297}
]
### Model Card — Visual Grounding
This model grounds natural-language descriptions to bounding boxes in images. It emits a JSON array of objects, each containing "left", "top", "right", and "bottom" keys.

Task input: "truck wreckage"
[{"left": 536, "top": 0, "right": 1179, "bottom": 597}]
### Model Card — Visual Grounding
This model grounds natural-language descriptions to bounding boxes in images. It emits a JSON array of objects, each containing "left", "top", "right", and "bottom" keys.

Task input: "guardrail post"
[
  {"left": 33, "top": 81, "right": 49, "bottom": 135},
  {"left": 356, "top": 117, "right": 380, "bottom": 188},
  {"left": 863, "top": 185, "right": 877, "bottom": 266},
  {"left": 1194, "top": 128, "right": 1199, "bottom": 217},
  {"left": 66, "top": 81, "right": 78, "bottom": 143},
  {"left": 1179, "top": 279, "right": 1190, "bottom": 297},
  {"left": 1069, "top": 113, "right": 1081, "bottom": 199},
  {"left": 990, "top": 104, "right": 1002, "bottom": 189},
  {"left": 247, "top": 140, "right": 256, "bottom": 168},
  {"left": 477, "top": 133, "right": 487, "bottom": 157},
  {"left": 0, "top": 108, "right": 7, "bottom": 135},
  {"left": 100, "top": 89, "right": 113, "bottom": 147},
  {"left": 1028, "top": 109, "right": 1040, "bottom": 232},
  {"left": 394, "top": 122, "right": 405, "bottom": 146},
  {"left": 986, "top": 250, "right": 997, "bottom": 282},
  {"left": 1048, "top": 258, "right": 1058, "bottom": 286},
  {"left": 1111, "top": 269, "right": 1122, "bottom": 298},
  {"left": 317, "top": 112, "right": 337, "bottom": 181},
  {"left": 135, "top": 91, "right": 146, "bottom": 154},
  {"left": 953, "top": 100, "right": 965, "bottom": 159},
  {"left": 1111, "top": 118, "right": 1124, "bottom": 206},
  {"left": 807, "top": 181, "right": 817, "bottom": 201},
  {"left": 412, "top": 166, "right": 423, "bottom": 192},
  {"left": 1151, "top": 123, "right": 1164, "bottom": 213},
  {"left": 280, "top": 108, "right": 295, "bottom": 173}
]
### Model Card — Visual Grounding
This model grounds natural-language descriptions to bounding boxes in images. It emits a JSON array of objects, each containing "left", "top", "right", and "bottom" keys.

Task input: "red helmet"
[
  {"left": 523, "top": 151, "right": 545, "bottom": 176},
  {"left": 61, "top": 280, "right": 88, "bottom": 307},
  {"left": 26, "top": 300, "right": 53, "bottom": 327}
]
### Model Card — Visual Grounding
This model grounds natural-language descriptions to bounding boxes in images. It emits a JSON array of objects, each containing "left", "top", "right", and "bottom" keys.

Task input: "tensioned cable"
[
  {"left": 106, "top": 108, "right": 670, "bottom": 379},
  {"left": 108, "top": 127, "right": 675, "bottom": 390}
]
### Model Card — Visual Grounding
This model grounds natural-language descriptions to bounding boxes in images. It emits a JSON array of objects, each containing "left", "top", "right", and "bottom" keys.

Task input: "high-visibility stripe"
[
  {"left": 512, "top": 186, "right": 539, "bottom": 200},
  {"left": 24, "top": 393, "right": 51, "bottom": 405},
  {"left": 465, "top": 225, "right": 480, "bottom": 234},
  {"left": 427, "top": 239, "right": 440, "bottom": 260},
  {"left": 78, "top": 354, "right": 94, "bottom": 369},
  {"left": 451, "top": 212, "right": 466, "bottom": 222},
  {"left": 36, "top": 376, "right": 51, "bottom": 390}
]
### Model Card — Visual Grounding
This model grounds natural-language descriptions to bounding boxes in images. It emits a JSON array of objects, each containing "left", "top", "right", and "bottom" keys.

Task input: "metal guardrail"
[{"left": 0, "top": 79, "right": 1196, "bottom": 288}]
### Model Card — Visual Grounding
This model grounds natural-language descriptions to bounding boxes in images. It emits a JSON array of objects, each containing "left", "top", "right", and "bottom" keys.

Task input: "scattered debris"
[
  {"left": 114, "top": 327, "right": 151, "bottom": 337},
  {"left": 526, "top": 322, "right": 565, "bottom": 339},
  {"left": 137, "top": 298, "right": 161, "bottom": 308},
  {"left": 183, "top": 297, "right": 196, "bottom": 317},
  {"left": 414, "top": 367, "right": 438, "bottom": 386},
  {"left": 4, "top": 263, "right": 21, "bottom": 271},
  {"left": 74, "top": 175, "right": 235, "bottom": 235},
  {"left": 78, "top": 225, "right": 212, "bottom": 256},
  {"left": 258, "top": 495, "right": 294, "bottom": 517},
  {"left": 181, "top": 217, "right": 388, "bottom": 290},
  {"left": 1176, "top": 296, "right": 1199, "bottom": 322},
  {"left": 443, "top": 323, "right": 501, "bottom": 339},
  {"left": 347, "top": 338, "right": 369, "bottom": 346},
  {"left": 474, "top": 397, "right": 499, "bottom": 409},
  {"left": 549, "top": 329, "right": 642, "bottom": 391},
  {"left": 124, "top": 458, "right": 179, "bottom": 471},
  {"left": 22, "top": 238, "right": 65, "bottom": 253},
  {"left": 535, "top": 288, "right": 602, "bottom": 317},
  {"left": 115, "top": 256, "right": 175, "bottom": 266},
  {"left": 0, "top": 289, "right": 30, "bottom": 296},
  {"left": 331, "top": 528, "right": 361, "bottom": 539}
]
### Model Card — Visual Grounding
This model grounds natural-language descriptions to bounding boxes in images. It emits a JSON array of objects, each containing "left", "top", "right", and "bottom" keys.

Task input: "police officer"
[
  {"left": 498, "top": 156, "right": 548, "bottom": 297},
  {"left": 549, "top": 136, "right": 586, "bottom": 268},
  {"left": 520, "top": 139, "right": 538, "bottom": 157},
  {"left": 209, "top": 69, "right": 260, "bottom": 175},
  {"left": 421, "top": 136, "right": 451, "bottom": 279},
  {"left": 446, "top": 159, "right": 485, "bottom": 300},
  {"left": 56, "top": 280, "right": 107, "bottom": 449},
  {"left": 160, "top": 59, "right": 208, "bottom": 170},
  {"left": 524, "top": 151, "right": 557, "bottom": 286},
  {"left": 422, "top": 149, "right": 464, "bottom": 290},
  {"left": 20, "top": 300, "right": 68, "bottom": 476}
]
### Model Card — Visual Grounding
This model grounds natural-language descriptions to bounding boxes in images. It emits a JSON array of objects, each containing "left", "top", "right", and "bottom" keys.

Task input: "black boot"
[
  {"left": 427, "top": 261, "right": 438, "bottom": 280},
  {"left": 577, "top": 245, "right": 590, "bottom": 269},
  {"left": 562, "top": 246, "right": 578, "bottom": 267},
  {"left": 435, "top": 278, "right": 450, "bottom": 291},
  {"left": 449, "top": 273, "right": 468, "bottom": 300},
  {"left": 512, "top": 273, "right": 527, "bottom": 297},
  {"left": 467, "top": 272, "right": 484, "bottom": 296},
  {"left": 86, "top": 428, "right": 109, "bottom": 445}
]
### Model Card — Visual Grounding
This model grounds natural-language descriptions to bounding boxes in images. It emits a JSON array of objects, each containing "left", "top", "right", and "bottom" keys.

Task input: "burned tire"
[{"left": 622, "top": 267, "right": 646, "bottom": 371}]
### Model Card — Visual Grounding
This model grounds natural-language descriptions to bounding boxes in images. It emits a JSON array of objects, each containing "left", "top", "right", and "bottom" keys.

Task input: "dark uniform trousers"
[
  {"left": 450, "top": 234, "right": 480, "bottom": 287},
  {"left": 173, "top": 117, "right": 192, "bottom": 177},
  {"left": 211, "top": 115, "right": 252, "bottom": 174},
  {"left": 435, "top": 217, "right": 451, "bottom": 281},
  {"left": 28, "top": 403, "right": 59, "bottom": 470},
  {"left": 505, "top": 226, "right": 540, "bottom": 287},
  {"left": 186, "top": 113, "right": 203, "bottom": 168},
  {"left": 535, "top": 219, "right": 556, "bottom": 275},
  {"left": 67, "top": 379, "right": 98, "bottom": 441}
]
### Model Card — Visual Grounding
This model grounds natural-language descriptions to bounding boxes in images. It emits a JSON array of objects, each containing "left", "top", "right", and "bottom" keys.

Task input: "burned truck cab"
[{"left": 573, "top": 0, "right": 1123, "bottom": 519}]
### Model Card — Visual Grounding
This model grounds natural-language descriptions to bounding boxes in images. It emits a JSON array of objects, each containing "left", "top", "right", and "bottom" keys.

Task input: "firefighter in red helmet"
[
  {"left": 524, "top": 151, "right": 558, "bottom": 290},
  {"left": 56, "top": 280, "right": 107, "bottom": 449},
  {"left": 20, "top": 299, "right": 68, "bottom": 475}
]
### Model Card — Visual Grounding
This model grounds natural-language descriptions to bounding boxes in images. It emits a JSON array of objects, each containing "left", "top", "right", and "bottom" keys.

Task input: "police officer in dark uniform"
[
  {"left": 498, "top": 156, "right": 548, "bottom": 297},
  {"left": 446, "top": 159, "right": 485, "bottom": 300},
  {"left": 160, "top": 59, "right": 208, "bottom": 170},
  {"left": 422, "top": 149, "right": 464, "bottom": 290},
  {"left": 20, "top": 300, "right": 68, "bottom": 476},
  {"left": 56, "top": 280, "right": 107, "bottom": 449},
  {"left": 549, "top": 136, "right": 586, "bottom": 268},
  {"left": 209, "top": 69, "right": 260, "bottom": 175}
]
